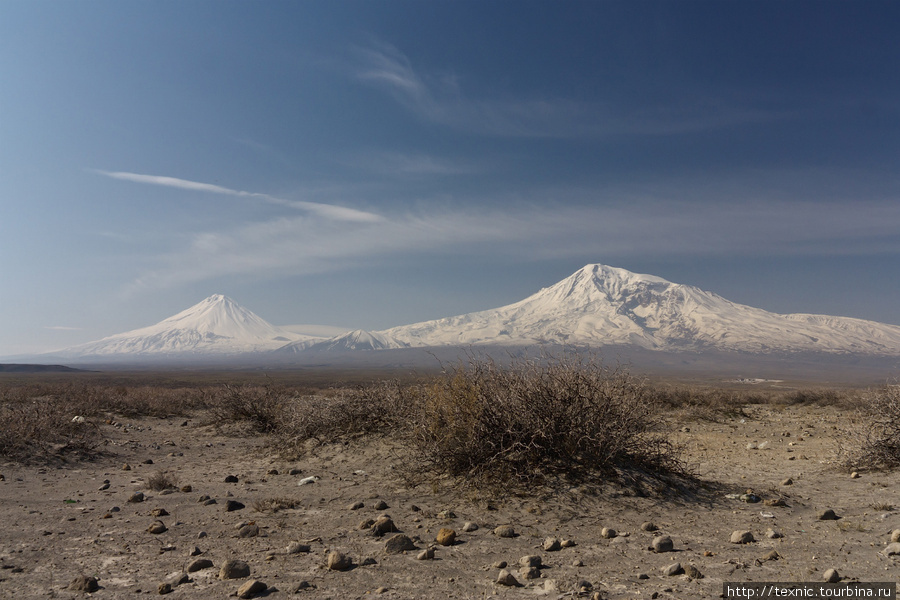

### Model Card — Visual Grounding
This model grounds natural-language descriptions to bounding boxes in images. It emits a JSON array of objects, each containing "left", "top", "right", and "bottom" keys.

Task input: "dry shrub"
[
  {"left": 252, "top": 497, "right": 303, "bottom": 512},
  {"left": 407, "top": 354, "right": 684, "bottom": 487},
  {"left": 146, "top": 470, "right": 178, "bottom": 491},
  {"left": 207, "top": 383, "right": 287, "bottom": 433},
  {"left": 648, "top": 386, "right": 756, "bottom": 421},
  {"left": 273, "top": 381, "right": 412, "bottom": 451},
  {"left": 838, "top": 384, "right": 900, "bottom": 470},
  {"left": 0, "top": 396, "right": 99, "bottom": 461}
]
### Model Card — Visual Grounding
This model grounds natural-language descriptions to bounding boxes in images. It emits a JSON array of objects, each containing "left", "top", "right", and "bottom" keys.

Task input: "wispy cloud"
[
  {"left": 94, "top": 170, "right": 384, "bottom": 223},
  {"left": 354, "top": 42, "right": 786, "bottom": 138}
]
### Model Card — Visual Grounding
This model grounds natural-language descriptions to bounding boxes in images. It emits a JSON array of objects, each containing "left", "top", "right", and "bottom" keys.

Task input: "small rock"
[
  {"left": 685, "top": 564, "right": 703, "bottom": 579},
  {"left": 416, "top": 547, "right": 435, "bottom": 560},
  {"left": 358, "top": 518, "right": 376, "bottom": 530},
  {"left": 850, "top": 472, "right": 860, "bottom": 479},
  {"left": 766, "top": 528, "right": 783, "bottom": 539},
  {"left": 267, "top": 468, "right": 279, "bottom": 475},
  {"left": 818, "top": 509, "right": 839, "bottom": 520},
  {"left": 436, "top": 509, "right": 456, "bottom": 519},
  {"left": 543, "top": 537, "right": 562, "bottom": 551},
  {"left": 519, "top": 555, "right": 542, "bottom": 568},
  {"left": 740, "top": 493, "right": 761, "bottom": 503},
  {"left": 288, "top": 467, "right": 303, "bottom": 475},
  {"left": 561, "top": 539, "right": 576, "bottom": 548},
  {"left": 496, "top": 569, "right": 521, "bottom": 587},
  {"left": 892, "top": 530, "right": 900, "bottom": 543},
  {"left": 600, "top": 527, "right": 617, "bottom": 539},
  {"left": 492, "top": 560, "right": 508, "bottom": 569},
  {"left": 662, "top": 562, "right": 683, "bottom": 576},
  {"left": 224, "top": 475, "right": 239, "bottom": 483},
  {"left": 150, "top": 508, "right": 169, "bottom": 517},
  {"left": 519, "top": 566, "right": 541, "bottom": 579},
  {"left": 376, "top": 586, "right": 388, "bottom": 594},
  {"left": 462, "top": 521, "right": 478, "bottom": 532},
  {"left": 158, "top": 582, "right": 172, "bottom": 595},
  {"left": 187, "top": 558, "right": 214, "bottom": 573},
  {"left": 180, "top": 485, "right": 192, "bottom": 493},
  {"left": 203, "top": 498, "right": 217, "bottom": 506},
  {"left": 762, "top": 550, "right": 780, "bottom": 561},
  {"left": 651, "top": 535, "right": 674, "bottom": 553},
  {"left": 573, "top": 559, "right": 584, "bottom": 567},
  {"left": 384, "top": 534, "right": 417, "bottom": 554},
  {"left": 781, "top": 478, "right": 793, "bottom": 486},
  {"left": 225, "top": 500, "right": 245, "bottom": 512},
  {"left": 122, "top": 463, "right": 131, "bottom": 471},
  {"left": 293, "top": 581, "right": 315, "bottom": 591},
  {"left": 98, "top": 482, "right": 110, "bottom": 491},
  {"left": 494, "top": 525, "right": 516, "bottom": 538},
  {"left": 286, "top": 542, "right": 311, "bottom": 554},
  {"left": 764, "top": 498, "right": 787, "bottom": 507},
  {"left": 143, "top": 459, "right": 154, "bottom": 465},
  {"left": 359, "top": 557, "right": 377, "bottom": 566},
  {"left": 882, "top": 542, "right": 900, "bottom": 556},
  {"left": 189, "top": 546, "right": 203, "bottom": 556},
  {"left": 436, "top": 528, "right": 456, "bottom": 546},
  {"left": 730, "top": 530, "right": 755, "bottom": 544},
  {"left": 237, "top": 579, "right": 268, "bottom": 599},
  {"left": 638, "top": 573, "right": 649, "bottom": 580},
  {"left": 147, "top": 521, "right": 167, "bottom": 534},
  {"left": 238, "top": 524, "right": 260, "bottom": 538},
  {"left": 68, "top": 575, "right": 99, "bottom": 592},
  {"left": 128, "top": 491, "right": 145, "bottom": 503},
  {"left": 219, "top": 559, "right": 251, "bottom": 580},
  {"left": 326, "top": 551, "right": 352, "bottom": 571},
  {"left": 373, "top": 500, "right": 389, "bottom": 510},
  {"left": 823, "top": 568, "right": 841, "bottom": 583},
  {"left": 371, "top": 515, "right": 397, "bottom": 536},
  {"left": 349, "top": 501, "right": 365, "bottom": 510},
  {"left": 640, "top": 521, "right": 658, "bottom": 532}
]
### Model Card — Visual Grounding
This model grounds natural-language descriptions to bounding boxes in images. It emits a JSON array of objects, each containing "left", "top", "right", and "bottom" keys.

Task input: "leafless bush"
[
  {"left": 273, "top": 380, "right": 413, "bottom": 452},
  {"left": 0, "top": 396, "right": 99, "bottom": 461},
  {"left": 207, "top": 383, "right": 288, "bottom": 433},
  {"left": 838, "top": 384, "right": 900, "bottom": 470},
  {"left": 146, "top": 470, "right": 178, "bottom": 491},
  {"left": 405, "top": 354, "right": 684, "bottom": 488}
]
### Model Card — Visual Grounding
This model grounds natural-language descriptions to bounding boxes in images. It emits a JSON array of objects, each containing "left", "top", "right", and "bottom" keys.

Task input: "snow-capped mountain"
[
  {"left": 279, "top": 329, "right": 409, "bottom": 354},
  {"left": 57, "top": 294, "right": 312, "bottom": 357},
  {"left": 379, "top": 264, "right": 900, "bottom": 355}
]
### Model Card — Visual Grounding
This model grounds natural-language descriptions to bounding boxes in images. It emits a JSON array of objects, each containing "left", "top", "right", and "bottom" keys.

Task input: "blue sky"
[{"left": 2, "top": 1, "right": 899, "bottom": 356}]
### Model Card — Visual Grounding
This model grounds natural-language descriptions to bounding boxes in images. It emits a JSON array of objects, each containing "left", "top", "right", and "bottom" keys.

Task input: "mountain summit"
[
  {"left": 380, "top": 264, "right": 900, "bottom": 355},
  {"left": 59, "top": 294, "right": 306, "bottom": 357}
]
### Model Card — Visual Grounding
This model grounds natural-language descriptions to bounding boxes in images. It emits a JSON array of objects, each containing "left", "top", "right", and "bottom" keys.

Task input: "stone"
[
  {"left": 823, "top": 568, "right": 841, "bottom": 583},
  {"left": 128, "top": 491, "right": 145, "bottom": 503},
  {"left": 68, "top": 575, "right": 99, "bottom": 592},
  {"left": 520, "top": 566, "right": 541, "bottom": 579},
  {"left": 640, "top": 521, "right": 658, "bottom": 532},
  {"left": 219, "top": 559, "right": 251, "bottom": 580},
  {"left": 373, "top": 500, "right": 389, "bottom": 510},
  {"left": 150, "top": 508, "right": 169, "bottom": 517},
  {"left": 147, "top": 521, "right": 167, "bottom": 534},
  {"left": 494, "top": 525, "right": 516, "bottom": 538},
  {"left": 358, "top": 518, "right": 376, "bottom": 530},
  {"left": 180, "top": 485, "right": 192, "bottom": 493},
  {"left": 496, "top": 569, "right": 520, "bottom": 586},
  {"left": 818, "top": 509, "right": 839, "bottom": 520},
  {"left": 883, "top": 542, "right": 900, "bottom": 556},
  {"left": 685, "top": 564, "right": 703, "bottom": 579},
  {"left": 326, "top": 551, "right": 352, "bottom": 571},
  {"left": 519, "top": 555, "right": 542, "bottom": 568},
  {"left": 225, "top": 475, "right": 239, "bottom": 483},
  {"left": 189, "top": 546, "right": 203, "bottom": 556},
  {"left": 349, "top": 501, "right": 365, "bottom": 510},
  {"left": 436, "top": 528, "right": 456, "bottom": 546},
  {"left": 237, "top": 579, "right": 268, "bottom": 599},
  {"left": 225, "top": 500, "right": 245, "bottom": 512},
  {"left": 158, "top": 582, "right": 172, "bottom": 595},
  {"left": 561, "top": 539, "right": 576, "bottom": 548},
  {"left": 372, "top": 515, "right": 397, "bottom": 536},
  {"left": 891, "top": 530, "right": 900, "bottom": 543},
  {"left": 238, "top": 524, "right": 260, "bottom": 538},
  {"left": 436, "top": 510, "right": 456, "bottom": 519},
  {"left": 601, "top": 527, "right": 617, "bottom": 539},
  {"left": 293, "top": 581, "right": 315, "bottom": 592},
  {"left": 730, "top": 530, "right": 755, "bottom": 544},
  {"left": 187, "top": 558, "right": 214, "bottom": 573},
  {"left": 384, "top": 534, "right": 417, "bottom": 554},
  {"left": 122, "top": 463, "right": 131, "bottom": 471},
  {"left": 651, "top": 535, "right": 674, "bottom": 553},
  {"left": 286, "top": 542, "right": 310, "bottom": 554},
  {"left": 492, "top": 560, "right": 508, "bottom": 569},
  {"left": 416, "top": 547, "right": 435, "bottom": 560},
  {"left": 850, "top": 472, "right": 860, "bottom": 479},
  {"left": 543, "top": 537, "right": 562, "bottom": 551},
  {"left": 762, "top": 550, "right": 780, "bottom": 561},
  {"left": 662, "top": 562, "right": 683, "bottom": 576},
  {"left": 462, "top": 521, "right": 478, "bottom": 532},
  {"left": 766, "top": 528, "right": 783, "bottom": 539},
  {"left": 781, "top": 478, "right": 793, "bottom": 486},
  {"left": 360, "top": 557, "right": 378, "bottom": 566}
]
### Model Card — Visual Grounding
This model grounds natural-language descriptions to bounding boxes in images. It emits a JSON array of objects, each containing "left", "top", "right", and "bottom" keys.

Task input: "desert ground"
[{"left": 1, "top": 374, "right": 899, "bottom": 599}]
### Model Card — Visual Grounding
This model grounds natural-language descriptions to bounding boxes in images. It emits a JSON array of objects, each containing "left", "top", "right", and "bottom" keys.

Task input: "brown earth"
[{"left": 2, "top": 404, "right": 899, "bottom": 599}]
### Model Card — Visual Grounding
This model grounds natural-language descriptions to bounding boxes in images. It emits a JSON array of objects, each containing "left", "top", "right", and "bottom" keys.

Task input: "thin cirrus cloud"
[
  {"left": 124, "top": 190, "right": 900, "bottom": 294},
  {"left": 94, "top": 170, "right": 385, "bottom": 223},
  {"left": 353, "top": 43, "right": 785, "bottom": 138}
]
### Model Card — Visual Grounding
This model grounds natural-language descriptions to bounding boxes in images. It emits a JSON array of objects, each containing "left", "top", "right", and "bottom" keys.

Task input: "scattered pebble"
[
  {"left": 823, "top": 568, "right": 841, "bottom": 583},
  {"left": 436, "top": 528, "right": 456, "bottom": 546},
  {"left": 651, "top": 535, "right": 674, "bottom": 553},
  {"left": 237, "top": 579, "right": 268, "bottom": 599},
  {"left": 641, "top": 522, "right": 658, "bottom": 532},
  {"left": 543, "top": 536, "right": 562, "bottom": 551},
  {"left": 416, "top": 547, "right": 435, "bottom": 560},
  {"left": 601, "top": 527, "right": 617, "bottom": 539},
  {"left": 286, "top": 542, "right": 311, "bottom": 554},
  {"left": 224, "top": 475, "right": 239, "bottom": 483},
  {"left": 373, "top": 500, "right": 389, "bottom": 510},
  {"left": 496, "top": 569, "right": 520, "bottom": 587},
  {"left": 371, "top": 515, "right": 397, "bottom": 536},
  {"left": 225, "top": 500, "right": 245, "bottom": 512},
  {"left": 127, "top": 491, "right": 144, "bottom": 503},
  {"left": 818, "top": 509, "right": 839, "bottom": 521},
  {"left": 68, "top": 575, "right": 99, "bottom": 592},
  {"left": 326, "top": 551, "right": 352, "bottom": 571},
  {"left": 662, "top": 562, "right": 683, "bottom": 576},
  {"left": 187, "top": 558, "right": 214, "bottom": 573},
  {"left": 147, "top": 521, "right": 167, "bottom": 534},
  {"left": 219, "top": 559, "right": 251, "bottom": 580},
  {"left": 349, "top": 501, "right": 365, "bottom": 510},
  {"left": 462, "top": 521, "right": 478, "bottom": 532},
  {"left": 494, "top": 525, "right": 516, "bottom": 538},
  {"left": 730, "top": 530, "right": 754, "bottom": 544},
  {"left": 384, "top": 534, "right": 417, "bottom": 554}
]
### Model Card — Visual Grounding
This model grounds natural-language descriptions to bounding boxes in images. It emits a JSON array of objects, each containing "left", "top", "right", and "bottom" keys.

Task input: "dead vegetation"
[{"left": 838, "top": 384, "right": 900, "bottom": 470}]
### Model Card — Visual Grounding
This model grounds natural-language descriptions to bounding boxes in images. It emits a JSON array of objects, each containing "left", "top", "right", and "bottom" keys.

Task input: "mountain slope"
[
  {"left": 58, "top": 295, "right": 310, "bottom": 357},
  {"left": 279, "top": 329, "right": 409, "bottom": 354},
  {"left": 379, "top": 264, "right": 900, "bottom": 355}
]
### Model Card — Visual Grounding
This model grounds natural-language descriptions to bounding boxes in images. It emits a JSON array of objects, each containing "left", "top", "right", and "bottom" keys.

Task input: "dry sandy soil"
[{"left": 2, "top": 403, "right": 899, "bottom": 599}]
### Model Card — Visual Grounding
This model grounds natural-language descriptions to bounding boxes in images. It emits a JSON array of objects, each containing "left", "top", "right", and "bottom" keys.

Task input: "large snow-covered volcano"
[
  {"left": 57, "top": 294, "right": 310, "bottom": 357},
  {"left": 378, "top": 264, "right": 900, "bottom": 355}
]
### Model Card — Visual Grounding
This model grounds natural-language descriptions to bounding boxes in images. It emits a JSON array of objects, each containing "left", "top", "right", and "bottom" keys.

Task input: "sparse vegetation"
[
  {"left": 838, "top": 384, "right": 900, "bottom": 470},
  {"left": 146, "top": 470, "right": 178, "bottom": 491}
]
